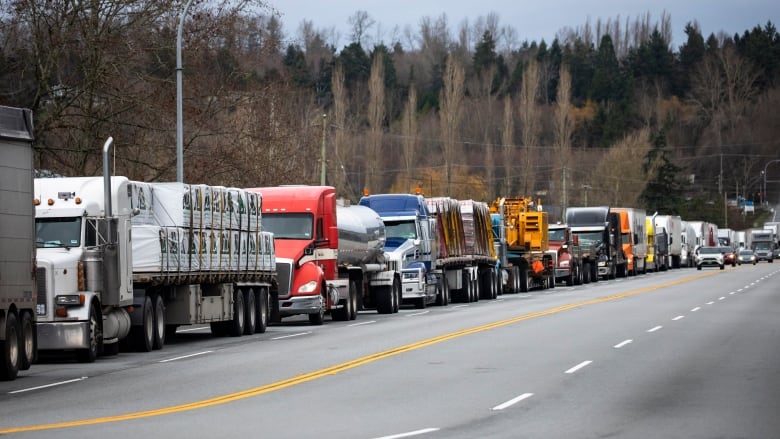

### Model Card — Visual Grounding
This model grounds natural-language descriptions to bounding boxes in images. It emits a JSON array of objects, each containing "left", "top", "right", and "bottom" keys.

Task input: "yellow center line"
[{"left": 1, "top": 271, "right": 717, "bottom": 434}]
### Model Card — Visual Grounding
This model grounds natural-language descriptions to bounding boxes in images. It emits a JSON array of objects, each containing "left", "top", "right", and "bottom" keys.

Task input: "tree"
[
  {"left": 366, "top": 51, "right": 386, "bottom": 192},
  {"left": 640, "top": 128, "right": 683, "bottom": 214},
  {"left": 439, "top": 55, "right": 465, "bottom": 194}
]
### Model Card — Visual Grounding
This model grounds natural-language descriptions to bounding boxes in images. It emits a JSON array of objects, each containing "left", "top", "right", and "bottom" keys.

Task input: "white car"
[{"left": 696, "top": 247, "right": 724, "bottom": 270}]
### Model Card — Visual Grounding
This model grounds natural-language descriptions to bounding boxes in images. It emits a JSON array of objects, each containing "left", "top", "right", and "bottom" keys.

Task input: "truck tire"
[
  {"left": 19, "top": 311, "right": 35, "bottom": 370},
  {"left": 392, "top": 277, "right": 401, "bottom": 313},
  {"left": 243, "top": 289, "right": 257, "bottom": 335},
  {"left": 519, "top": 269, "right": 529, "bottom": 293},
  {"left": 229, "top": 289, "right": 246, "bottom": 335},
  {"left": 152, "top": 294, "right": 165, "bottom": 350},
  {"left": 375, "top": 286, "right": 393, "bottom": 314},
  {"left": 582, "top": 263, "right": 591, "bottom": 284},
  {"left": 332, "top": 284, "right": 354, "bottom": 320},
  {"left": 0, "top": 312, "right": 20, "bottom": 381},
  {"left": 256, "top": 288, "right": 269, "bottom": 333},
  {"left": 77, "top": 305, "right": 102, "bottom": 363},
  {"left": 131, "top": 296, "right": 154, "bottom": 352}
]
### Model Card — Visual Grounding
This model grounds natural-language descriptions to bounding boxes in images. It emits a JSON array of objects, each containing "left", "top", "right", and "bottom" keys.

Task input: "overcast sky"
[{"left": 272, "top": 0, "right": 778, "bottom": 50}]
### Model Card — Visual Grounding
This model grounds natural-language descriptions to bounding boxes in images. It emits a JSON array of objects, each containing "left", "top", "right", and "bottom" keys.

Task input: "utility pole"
[
  {"left": 320, "top": 113, "right": 327, "bottom": 186},
  {"left": 176, "top": 0, "right": 194, "bottom": 183}
]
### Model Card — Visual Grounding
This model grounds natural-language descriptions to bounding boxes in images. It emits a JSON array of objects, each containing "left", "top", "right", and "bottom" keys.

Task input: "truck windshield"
[
  {"left": 36, "top": 217, "right": 82, "bottom": 248},
  {"left": 548, "top": 229, "right": 565, "bottom": 242},
  {"left": 574, "top": 231, "right": 602, "bottom": 246},
  {"left": 753, "top": 242, "right": 771, "bottom": 250},
  {"left": 262, "top": 213, "right": 313, "bottom": 239},
  {"left": 384, "top": 220, "right": 417, "bottom": 240}
]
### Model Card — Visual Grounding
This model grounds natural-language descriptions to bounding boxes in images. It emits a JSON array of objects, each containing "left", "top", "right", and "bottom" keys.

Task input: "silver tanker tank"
[{"left": 337, "top": 205, "right": 386, "bottom": 266}]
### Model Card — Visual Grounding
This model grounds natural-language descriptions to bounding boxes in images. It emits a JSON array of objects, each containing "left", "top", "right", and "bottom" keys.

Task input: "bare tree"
[
  {"left": 439, "top": 54, "right": 465, "bottom": 194},
  {"left": 348, "top": 10, "right": 374, "bottom": 46},
  {"left": 554, "top": 64, "right": 574, "bottom": 212},
  {"left": 518, "top": 58, "right": 541, "bottom": 196},
  {"left": 331, "top": 62, "right": 352, "bottom": 197},
  {"left": 366, "top": 52, "right": 386, "bottom": 192},
  {"left": 401, "top": 83, "right": 419, "bottom": 191},
  {"left": 501, "top": 95, "right": 515, "bottom": 196}
]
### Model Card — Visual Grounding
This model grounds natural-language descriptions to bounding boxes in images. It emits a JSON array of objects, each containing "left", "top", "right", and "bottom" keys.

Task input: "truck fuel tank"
[{"left": 337, "top": 205, "right": 386, "bottom": 266}]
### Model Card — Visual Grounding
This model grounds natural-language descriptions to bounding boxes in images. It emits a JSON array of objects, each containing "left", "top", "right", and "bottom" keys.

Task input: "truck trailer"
[
  {"left": 610, "top": 207, "right": 647, "bottom": 275},
  {"left": 1, "top": 106, "right": 37, "bottom": 380},
  {"left": 251, "top": 186, "right": 402, "bottom": 322},
  {"left": 34, "top": 139, "right": 277, "bottom": 360}
]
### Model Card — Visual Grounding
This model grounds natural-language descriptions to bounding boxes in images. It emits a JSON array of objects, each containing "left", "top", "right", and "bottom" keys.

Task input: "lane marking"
[
  {"left": 672, "top": 316, "right": 685, "bottom": 321},
  {"left": 718, "top": 296, "right": 726, "bottom": 301},
  {"left": 452, "top": 305, "right": 469, "bottom": 309},
  {"left": 372, "top": 428, "right": 441, "bottom": 439},
  {"left": 348, "top": 321, "right": 376, "bottom": 327},
  {"left": 691, "top": 307, "right": 701, "bottom": 312},
  {"left": 706, "top": 301, "right": 715, "bottom": 305},
  {"left": 159, "top": 351, "right": 213, "bottom": 363},
  {"left": 9, "top": 377, "right": 88, "bottom": 394},
  {"left": 613, "top": 339, "right": 632, "bottom": 349},
  {"left": 271, "top": 332, "right": 312, "bottom": 340},
  {"left": 647, "top": 326, "right": 663, "bottom": 333},
  {"left": 0, "top": 271, "right": 719, "bottom": 434},
  {"left": 729, "top": 291, "right": 736, "bottom": 295},
  {"left": 492, "top": 393, "right": 534, "bottom": 410},
  {"left": 407, "top": 311, "right": 430, "bottom": 317},
  {"left": 565, "top": 361, "right": 593, "bottom": 374}
]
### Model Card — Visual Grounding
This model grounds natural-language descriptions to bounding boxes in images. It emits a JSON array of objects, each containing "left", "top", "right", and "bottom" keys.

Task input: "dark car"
[
  {"left": 718, "top": 247, "right": 737, "bottom": 267},
  {"left": 737, "top": 249, "right": 757, "bottom": 265}
]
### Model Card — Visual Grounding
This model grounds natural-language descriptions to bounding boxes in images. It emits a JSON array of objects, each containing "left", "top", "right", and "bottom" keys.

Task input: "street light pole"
[
  {"left": 176, "top": 0, "right": 194, "bottom": 183},
  {"left": 763, "top": 159, "right": 780, "bottom": 208}
]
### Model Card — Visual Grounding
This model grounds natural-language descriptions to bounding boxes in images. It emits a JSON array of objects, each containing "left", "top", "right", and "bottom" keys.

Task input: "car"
[
  {"left": 718, "top": 246, "right": 737, "bottom": 267},
  {"left": 695, "top": 246, "right": 725, "bottom": 270},
  {"left": 737, "top": 249, "right": 757, "bottom": 265}
]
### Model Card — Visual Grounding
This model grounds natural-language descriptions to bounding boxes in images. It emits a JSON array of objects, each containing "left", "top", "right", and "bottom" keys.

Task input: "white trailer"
[
  {"left": 654, "top": 215, "right": 682, "bottom": 268},
  {"left": 34, "top": 139, "right": 277, "bottom": 361},
  {"left": 0, "top": 106, "right": 37, "bottom": 380},
  {"left": 680, "top": 221, "right": 698, "bottom": 267}
]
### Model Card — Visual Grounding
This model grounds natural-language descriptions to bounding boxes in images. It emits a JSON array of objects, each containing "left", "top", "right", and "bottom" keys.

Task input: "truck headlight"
[
  {"left": 56, "top": 294, "right": 85, "bottom": 306},
  {"left": 297, "top": 280, "right": 319, "bottom": 294},
  {"left": 598, "top": 261, "right": 606, "bottom": 267}
]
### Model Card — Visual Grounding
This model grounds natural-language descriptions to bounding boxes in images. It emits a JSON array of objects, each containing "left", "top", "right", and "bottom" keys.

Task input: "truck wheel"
[
  {"left": 472, "top": 277, "right": 480, "bottom": 302},
  {"left": 582, "top": 263, "right": 591, "bottom": 284},
  {"left": 349, "top": 281, "right": 359, "bottom": 320},
  {"left": 309, "top": 292, "right": 325, "bottom": 325},
  {"left": 393, "top": 277, "right": 401, "bottom": 313},
  {"left": 332, "top": 284, "right": 352, "bottom": 321},
  {"left": 229, "top": 289, "right": 246, "bottom": 335},
  {"left": 256, "top": 288, "right": 269, "bottom": 333},
  {"left": 132, "top": 296, "right": 154, "bottom": 352},
  {"left": 243, "top": 289, "right": 257, "bottom": 335},
  {"left": 19, "top": 311, "right": 35, "bottom": 370},
  {"left": 152, "top": 294, "right": 166, "bottom": 350},
  {"left": 0, "top": 312, "right": 20, "bottom": 381},
  {"left": 375, "top": 286, "right": 393, "bottom": 314},
  {"left": 77, "top": 305, "right": 102, "bottom": 363}
]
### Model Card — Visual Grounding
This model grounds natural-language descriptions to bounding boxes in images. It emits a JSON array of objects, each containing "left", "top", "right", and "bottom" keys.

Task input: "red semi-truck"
[{"left": 247, "top": 186, "right": 402, "bottom": 324}]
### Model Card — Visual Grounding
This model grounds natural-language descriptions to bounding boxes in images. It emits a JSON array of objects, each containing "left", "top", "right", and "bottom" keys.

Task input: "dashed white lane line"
[
  {"left": 372, "top": 428, "right": 440, "bottom": 439},
  {"left": 647, "top": 326, "right": 663, "bottom": 333},
  {"left": 159, "top": 351, "right": 213, "bottom": 363},
  {"left": 729, "top": 291, "right": 736, "bottom": 295},
  {"left": 407, "top": 311, "right": 430, "bottom": 317},
  {"left": 672, "top": 315, "right": 685, "bottom": 321},
  {"left": 706, "top": 301, "right": 715, "bottom": 305},
  {"left": 614, "top": 339, "right": 633, "bottom": 349},
  {"left": 691, "top": 307, "right": 701, "bottom": 312},
  {"left": 718, "top": 296, "right": 726, "bottom": 301},
  {"left": 271, "top": 332, "right": 312, "bottom": 340},
  {"left": 492, "top": 393, "right": 534, "bottom": 410},
  {"left": 452, "top": 305, "right": 469, "bottom": 309},
  {"left": 565, "top": 361, "right": 593, "bottom": 374},
  {"left": 9, "top": 377, "right": 88, "bottom": 394},
  {"left": 349, "top": 320, "right": 376, "bottom": 327}
]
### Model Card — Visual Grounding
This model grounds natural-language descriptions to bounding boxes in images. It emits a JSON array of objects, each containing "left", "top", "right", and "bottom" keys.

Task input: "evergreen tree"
[
  {"left": 640, "top": 128, "right": 684, "bottom": 214},
  {"left": 676, "top": 22, "right": 706, "bottom": 96}
]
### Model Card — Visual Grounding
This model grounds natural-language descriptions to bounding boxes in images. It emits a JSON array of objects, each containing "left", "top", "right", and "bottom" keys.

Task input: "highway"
[{"left": 1, "top": 264, "right": 779, "bottom": 438}]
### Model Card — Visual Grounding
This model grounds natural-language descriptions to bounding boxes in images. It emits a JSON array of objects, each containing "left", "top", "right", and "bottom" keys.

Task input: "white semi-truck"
[
  {"left": 1, "top": 106, "right": 37, "bottom": 380},
  {"left": 34, "top": 138, "right": 277, "bottom": 361}
]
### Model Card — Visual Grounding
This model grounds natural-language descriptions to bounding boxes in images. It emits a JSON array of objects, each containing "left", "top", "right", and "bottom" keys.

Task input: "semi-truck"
[
  {"left": 565, "top": 206, "right": 623, "bottom": 280},
  {"left": 548, "top": 223, "right": 585, "bottom": 286},
  {"left": 654, "top": 215, "right": 682, "bottom": 268},
  {"left": 610, "top": 207, "right": 647, "bottom": 275},
  {"left": 1, "top": 106, "right": 37, "bottom": 380},
  {"left": 748, "top": 228, "right": 774, "bottom": 262},
  {"left": 34, "top": 138, "right": 277, "bottom": 360},
  {"left": 680, "top": 221, "right": 698, "bottom": 267},
  {"left": 490, "top": 197, "right": 554, "bottom": 292},
  {"left": 251, "top": 186, "right": 402, "bottom": 322}
]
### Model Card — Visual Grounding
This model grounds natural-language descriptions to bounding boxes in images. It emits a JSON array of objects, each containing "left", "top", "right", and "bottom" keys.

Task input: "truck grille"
[
  {"left": 36, "top": 267, "right": 47, "bottom": 315},
  {"left": 276, "top": 261, "right": 292, "bottom": 298}
]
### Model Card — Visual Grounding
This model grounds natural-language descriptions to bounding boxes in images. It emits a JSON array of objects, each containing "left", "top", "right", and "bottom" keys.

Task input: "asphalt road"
[{"left": 2, "top": 264, "right": 779, "bottom": 438}]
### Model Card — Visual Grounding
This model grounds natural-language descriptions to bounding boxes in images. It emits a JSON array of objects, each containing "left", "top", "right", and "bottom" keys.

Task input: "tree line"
[{"left": 1, "top": 1, "right": 778, "bottom": 225}]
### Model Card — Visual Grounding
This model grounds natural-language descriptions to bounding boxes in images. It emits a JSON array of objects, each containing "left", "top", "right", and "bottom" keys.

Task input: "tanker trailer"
[{"left": 336, "top": 204, "right": 404, "bottom": 315}]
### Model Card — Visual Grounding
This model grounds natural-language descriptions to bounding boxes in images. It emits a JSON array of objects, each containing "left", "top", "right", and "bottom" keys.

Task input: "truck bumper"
[
  {"left": 554, "top": 268, "right": 571, "bottom": 279},
  {"left": 278, "top": 295, "right": 322, "bottom": 317},
  {"left": 401, "top": 281, "right": 426, "bottom": 299},
  {"left": 37, "top": 321, "right": 89, "bottom": 350}
]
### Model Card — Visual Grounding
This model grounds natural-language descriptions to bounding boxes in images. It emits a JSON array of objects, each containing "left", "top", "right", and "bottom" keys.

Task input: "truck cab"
[{"left": 548, "top": 223, "right": 581, "bottom": 286}]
